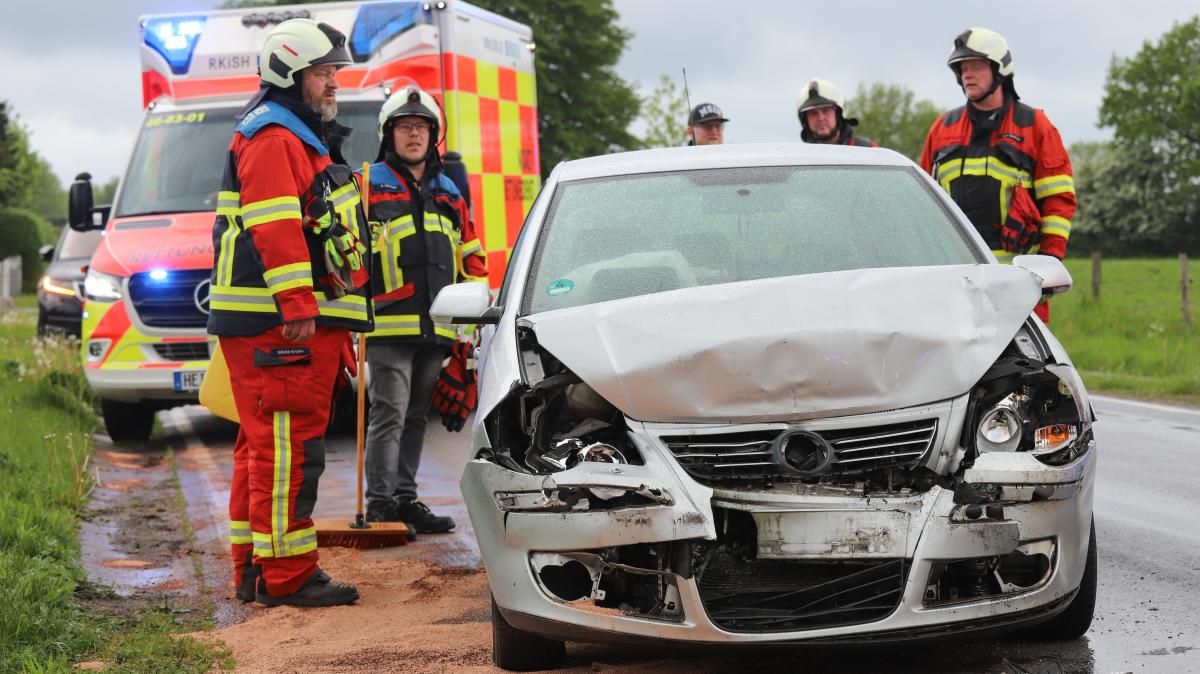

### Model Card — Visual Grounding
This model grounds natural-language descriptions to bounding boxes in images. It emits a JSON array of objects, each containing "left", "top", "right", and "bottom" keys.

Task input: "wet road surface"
[{"left": 138, "top": 393, "right": 1200, "bottom": 673}]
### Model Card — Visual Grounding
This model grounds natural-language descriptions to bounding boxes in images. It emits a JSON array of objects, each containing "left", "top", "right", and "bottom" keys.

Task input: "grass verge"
[
  {"left": 1052, "top": 257, "right": 1199, "bottom": 406},
  {"left": 0, "top": 301, "right": 230, "bottom": 672}
]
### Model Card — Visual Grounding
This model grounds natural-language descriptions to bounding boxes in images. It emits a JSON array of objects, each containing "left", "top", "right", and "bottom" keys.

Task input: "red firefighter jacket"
[{"left": 919, "top": 100, "right": 1076, "bottom": 261}]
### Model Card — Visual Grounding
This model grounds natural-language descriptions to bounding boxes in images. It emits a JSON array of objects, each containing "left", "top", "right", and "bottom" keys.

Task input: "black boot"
[
  {"left": 366, "top": 501, "right": 402, "bottom": 522},
  {"left": 395, "top": 498, "right": 455, "bottom": 534},
  {"left": 235, "top": 555, "right": 261, "bottom": 603},
  {"left": 256, "top": 571, "right": 359, "bottom": 608}
]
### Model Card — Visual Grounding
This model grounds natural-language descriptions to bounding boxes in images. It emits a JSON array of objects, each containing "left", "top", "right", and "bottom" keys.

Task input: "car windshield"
[
  {"left": 115, "top": 101, "right": 383, "bottom": 218},
  {"left": 524, "top": 165, "right": 982, "bottom": 314},
  {"left": 57, "top": 228, "right": 103, "bottom": 260}
]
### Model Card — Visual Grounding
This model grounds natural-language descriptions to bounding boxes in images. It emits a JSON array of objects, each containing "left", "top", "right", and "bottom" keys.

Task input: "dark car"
[{"left": 37, "top": 227, "right": 103, "bottom": 338}]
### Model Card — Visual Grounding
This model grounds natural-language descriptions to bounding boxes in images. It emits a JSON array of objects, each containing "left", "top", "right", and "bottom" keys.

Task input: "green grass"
[
  {"left": 0, "top": 299, "right": 230, "bottom": 672},
  {"left": 1053, "top": 257, "right": 1200, "bottom": 405}
]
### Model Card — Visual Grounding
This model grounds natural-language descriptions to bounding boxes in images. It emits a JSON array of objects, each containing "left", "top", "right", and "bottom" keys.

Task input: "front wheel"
[
  {"left": 1034, "top": 518, "right": 1097, "bottom": 639},
  {"left": 491, "top": 594, "right": 565, "bottom": 671},
  {"left": 100, "top": 399, "right": 156, "bottom": 444}
]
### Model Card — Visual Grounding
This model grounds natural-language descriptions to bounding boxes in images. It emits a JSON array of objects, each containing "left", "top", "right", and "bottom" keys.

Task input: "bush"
[{"left": 0, "top": 207, "right": 54, "bottom": 293}]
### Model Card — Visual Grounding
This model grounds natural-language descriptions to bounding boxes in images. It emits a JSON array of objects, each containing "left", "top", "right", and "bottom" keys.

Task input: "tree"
[
  {"left": 1099, "top": 16, "right": 1200, "bottom": 182},
  {"left": 1070, "top": 141, "right": 1199, "bottom": 255},
  {"left": 222, "top": 0, "right": 642, "bottom": 177},
  {"left": 846, "top": 83, "right": 942, "bottom": 161},
  {"left": 638, "top": 75, "right": 689, "bottom": 148},
  {"left": 0, "top": 100, "right": 66, "bottom": 223}
]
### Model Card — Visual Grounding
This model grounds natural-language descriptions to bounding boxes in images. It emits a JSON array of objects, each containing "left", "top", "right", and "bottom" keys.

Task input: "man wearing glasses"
[{"left": 358, "top": 87, "right": 488, "bottom": 533}]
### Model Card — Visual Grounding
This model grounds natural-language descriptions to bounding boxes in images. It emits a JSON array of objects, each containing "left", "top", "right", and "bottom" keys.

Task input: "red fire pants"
[{"left": 221, "top": 325, "right": 346, "bottom": 596}]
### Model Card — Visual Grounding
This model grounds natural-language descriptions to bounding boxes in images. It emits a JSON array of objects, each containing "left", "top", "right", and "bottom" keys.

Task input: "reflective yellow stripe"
[
  {"left": 316, "top": 293, "right": 369, "bottom": 320},
  {"left": 271, "top": 412, "right": 292, "bottom": 558},
  {"left": 434, "top": 323, "right": 456, "bottom": 340},
  {"left": 460, "top": 239, "right": 483, "bottom": 258},
  {"left": 1033, "top": 174, "right": 1075, "bottom": 199},
  {"left": 1041, "top": 215, "right": 1072, "bottom": 239},
  {"left": 210, "top": 284, "right": 277, "bottom": 313},
  {"left": 992, "top": 249, "right": 1016, "bottom": 264},
  {"left": 937, "top": 157, "right": 1032, "bottom": 190},
  {"left": 252, "top": 531, "right": 275, "bottom": 558},
  {"left": 368, "top": 314, "right": 421, "bottom": 338},
  {"left": 263, "top": 261, "right": 314, "bottom": 293},
  {"left": 230, "top": 520, "right": 252, "bottom": 545},
  {"left": 281, "top": 527, "right": 318, "bottom": 556},
  {"left": 217, "top": 190, "right": 241, "bottom": 217},
  {"left": 242, "top": 196, "right": 302, "bottom": 228}
]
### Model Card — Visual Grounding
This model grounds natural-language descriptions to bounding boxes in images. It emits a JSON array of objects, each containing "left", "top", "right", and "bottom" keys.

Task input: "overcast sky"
[{"left": 1, "top": 0, "right": 1195, "bottom": 185}]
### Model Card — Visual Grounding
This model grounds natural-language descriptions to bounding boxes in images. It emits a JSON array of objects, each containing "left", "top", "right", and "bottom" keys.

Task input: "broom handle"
[{"left": 356, "top": 163, "right": 371, "bottom": 521}]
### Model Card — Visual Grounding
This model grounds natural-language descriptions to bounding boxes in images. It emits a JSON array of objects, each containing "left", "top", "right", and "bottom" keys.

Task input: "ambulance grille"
[
  {"left": 660, "top": 418, "right": 937, "bottom": 484},
  {"left": 152, "top": 342, "right": 212, "bottom": 362},
  {"left": 128, "top": 270, "right": 212, "bottom": 328}
]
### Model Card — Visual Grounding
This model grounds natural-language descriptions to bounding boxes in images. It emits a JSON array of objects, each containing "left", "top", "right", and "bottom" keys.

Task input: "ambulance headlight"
[{"left": 84, "top": 270, "right": 124, "bottom": 302}]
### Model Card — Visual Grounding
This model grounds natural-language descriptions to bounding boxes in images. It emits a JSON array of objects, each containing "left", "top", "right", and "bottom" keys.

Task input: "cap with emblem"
[{"left": 688, "top": 103, "right": 729, "bottom": 126}]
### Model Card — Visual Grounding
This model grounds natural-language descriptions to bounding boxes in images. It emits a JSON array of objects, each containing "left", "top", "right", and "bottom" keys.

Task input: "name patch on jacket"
[
  {"left": 999, "top": 132, "right": 1025, "bottom": 144},
  {"left": 254, "top": 347, "right": 312, "bottom": 367}
]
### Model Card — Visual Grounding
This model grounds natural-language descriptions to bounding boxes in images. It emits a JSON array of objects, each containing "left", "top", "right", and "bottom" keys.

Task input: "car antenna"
[{"left": 682, "top": 67, "right": 695, "bottom": 146}]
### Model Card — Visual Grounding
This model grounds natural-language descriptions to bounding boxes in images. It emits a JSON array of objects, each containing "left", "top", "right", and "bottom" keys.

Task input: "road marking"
[{"left": 1091, "top": 394, "right": 1200, "bottom": 419}]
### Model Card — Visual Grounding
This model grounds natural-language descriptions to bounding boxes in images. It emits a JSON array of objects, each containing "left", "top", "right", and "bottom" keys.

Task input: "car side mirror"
[
  {"left": 1013, "top": 255, "right": 1072, "bottom": 296},
  {"left": 430, "top": 281, "right": 500, "bottom": 324},
  {"left": 39, "top": 244, "right": 55, "bottom": 263},
  {"left": 68, "top": 172, "right": 109, "bottom": 232}
]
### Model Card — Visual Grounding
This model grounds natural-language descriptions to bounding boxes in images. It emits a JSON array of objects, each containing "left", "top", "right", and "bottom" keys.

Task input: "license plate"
[{"left": 173, "top": 370, "right": 205, "bottom": 392}]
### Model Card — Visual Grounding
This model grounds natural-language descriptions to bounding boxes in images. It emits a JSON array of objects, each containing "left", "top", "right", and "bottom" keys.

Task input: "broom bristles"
[{"left": 315, "top": 519, "right": 414, "bottom": 548}]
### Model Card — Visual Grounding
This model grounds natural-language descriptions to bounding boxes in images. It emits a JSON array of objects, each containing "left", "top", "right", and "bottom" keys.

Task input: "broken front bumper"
[{"left": 462, "top": 425, "right": 1096, "bottom": 644}]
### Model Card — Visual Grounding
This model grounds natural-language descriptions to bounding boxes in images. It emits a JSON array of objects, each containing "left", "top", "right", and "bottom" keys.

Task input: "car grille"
[
  {"left": 660, "top": 419, "right": 937, "bottom": 483},
  {"left": 152, "top": 342, "right": 211, "bottom": 362},
  {"left": 128, "top": 270, "right": 212, "bottom": 328},
  {"left": 697, "top": 554, "right": 907, "bottom": 632}
]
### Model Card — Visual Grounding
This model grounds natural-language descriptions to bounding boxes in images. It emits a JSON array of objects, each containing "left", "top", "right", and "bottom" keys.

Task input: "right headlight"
[
  {"left": 969, "top": 362, "right": 1093, "bottom": 466},
  {"left": 83, "top": 270, "right": 124, "bottom": 302}
]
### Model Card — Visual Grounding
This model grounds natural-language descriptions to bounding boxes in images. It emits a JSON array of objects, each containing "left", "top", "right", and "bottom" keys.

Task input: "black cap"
[{"left": 688, "top": 103, "right": 728, "bottom": 125}]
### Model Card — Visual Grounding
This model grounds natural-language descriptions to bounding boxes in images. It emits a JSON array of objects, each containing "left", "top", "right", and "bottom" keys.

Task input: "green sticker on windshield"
[{"left": 546, "top": 279, "right": 574, "bottom": 296}]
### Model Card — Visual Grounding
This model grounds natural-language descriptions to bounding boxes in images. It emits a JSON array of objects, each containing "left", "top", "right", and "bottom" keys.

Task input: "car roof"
[{"left": 552, "top": 143, "right": 917, "bottom": 182}]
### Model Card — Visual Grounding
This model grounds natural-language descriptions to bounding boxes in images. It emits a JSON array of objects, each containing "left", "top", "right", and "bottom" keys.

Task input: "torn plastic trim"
[
  {"left": 529, "top": 550, "right": 686, "bottom": 622},
  {"left": 496, "top": 478, "right": 675, "bottom": 513},
  {"left": 923, "top": 538, "right": 1057, "bottom": 606}
]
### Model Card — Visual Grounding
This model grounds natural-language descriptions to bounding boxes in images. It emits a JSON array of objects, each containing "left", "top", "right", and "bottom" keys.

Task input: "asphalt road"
[{"left": 158, "top": 393, "right": 1200, "bottom": 674}]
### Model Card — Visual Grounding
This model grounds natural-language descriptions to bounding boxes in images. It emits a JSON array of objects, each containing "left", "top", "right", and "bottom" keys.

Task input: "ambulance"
[{"left": 68, "top": 1, "right": 540, "bottom": 442}]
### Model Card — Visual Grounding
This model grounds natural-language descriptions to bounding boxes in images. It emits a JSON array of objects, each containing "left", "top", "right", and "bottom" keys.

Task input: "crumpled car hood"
[{"left": 523, "top": 264, "right": 1043, "bottom": 423}]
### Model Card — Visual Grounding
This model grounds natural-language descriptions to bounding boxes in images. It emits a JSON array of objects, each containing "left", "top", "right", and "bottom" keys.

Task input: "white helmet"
[
  {"left": 796, "top": 79, "right": 847, "bottom": 117},
  {"left": 259, "top": 18, "right": 351, "bottom": 89},
  {"left": 377, "top": 86, "right": 443, "bottom": 141},
  {"left": 948, "top": 27, "right": 1014, "bottom": 77}
]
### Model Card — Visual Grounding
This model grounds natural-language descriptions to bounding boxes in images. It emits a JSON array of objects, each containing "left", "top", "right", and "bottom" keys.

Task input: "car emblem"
[
  {"left": 771, "top": 429, "right": 836, "bottom": 478},
  {"left": 193, "top": 279, "right": 211, "bottom": 315}
]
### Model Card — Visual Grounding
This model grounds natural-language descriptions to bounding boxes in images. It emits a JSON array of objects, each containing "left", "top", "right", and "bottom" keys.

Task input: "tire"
[
  {"left": 101, "top": 399, "right": 156, "bottom": 444},
  {"left": 327, "top": 381, "right": 368, "bottom": 436},
  {"left": 1036, "top": 518, "right": 1098, "bottom": 639},
  {"left": 491, "top": 594, "right": 565, "bottom": 671}
]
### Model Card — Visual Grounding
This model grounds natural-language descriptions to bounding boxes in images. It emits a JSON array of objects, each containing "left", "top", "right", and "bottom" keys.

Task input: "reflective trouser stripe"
[
  {"left": 242, "top": 196, "right": 302, "bottom": 228},
  {"left": 263, "top": 261, "right": 314, "bottom": 294},
  {"left": 252, "top": 531, "right": 275, "bottom": 558},
  {"left": 1041, "top": 215, "right": 1071, "bottom": 239},
  {"left": 230, "top": 520, "right": 252, "bottom": 545},
  {"left": 271, "top": 411, "right": 293, "bottom": 557},
  {"left": 1033, "top": 174, "right": 1075, "bottom": 199}
]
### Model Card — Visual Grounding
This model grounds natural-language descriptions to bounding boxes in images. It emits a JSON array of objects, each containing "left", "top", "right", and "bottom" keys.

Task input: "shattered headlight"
[{"left": 968, "top": 350, "right": 1093, "bottom": 466}]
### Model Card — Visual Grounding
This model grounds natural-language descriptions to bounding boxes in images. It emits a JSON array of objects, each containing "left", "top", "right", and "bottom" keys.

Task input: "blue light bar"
[
  {"left": 143, "top": 16, "right": 207, "bottom": 75},
  {"left": 349, "top": 2, "right": 428, "bottom": 63},
  {"left": 149, "top": 269, "right": 169, "bottom": 281}
]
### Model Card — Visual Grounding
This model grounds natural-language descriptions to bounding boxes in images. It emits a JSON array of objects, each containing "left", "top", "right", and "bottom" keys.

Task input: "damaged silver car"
[{"left": 432, "top": 144, "right": 1097, "bottom": 671}]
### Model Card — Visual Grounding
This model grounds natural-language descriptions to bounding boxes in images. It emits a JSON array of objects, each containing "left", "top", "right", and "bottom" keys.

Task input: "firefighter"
[
  {"left": 686, "top": 103, "right": 728, "bottom": 145},
  {"left": 359, "top": 86, "right": 488, "bottom": 532},
  {"left": 920, "top": 28, "right": 1076, "bottom": 323},
  {"left": 209, "top": 18, "right": 373, "bottom": 607},
  {"left": 797, "top": 79, "right": 877, "bottom": 147}
]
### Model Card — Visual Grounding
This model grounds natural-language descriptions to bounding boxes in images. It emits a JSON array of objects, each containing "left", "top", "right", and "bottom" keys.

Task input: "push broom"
[{"left": 316, "top": 162, "right": 412, "bottom": 548}]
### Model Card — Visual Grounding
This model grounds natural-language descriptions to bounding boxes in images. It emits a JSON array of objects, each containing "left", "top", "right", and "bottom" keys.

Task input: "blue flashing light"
[
  {"left": 149, "top": 269, "right": 169, "bottom": 281},
  {"left": 349, "top": 2, "right": 428, "bottom": 63},
  {"left": 143, "top": 16, "right": 207, "bottom": 75}
]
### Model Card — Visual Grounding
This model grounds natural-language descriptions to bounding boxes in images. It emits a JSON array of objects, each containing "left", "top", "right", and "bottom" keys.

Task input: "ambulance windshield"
[{"left": 115, "top": 102, "right": 383, "bottom": 218}]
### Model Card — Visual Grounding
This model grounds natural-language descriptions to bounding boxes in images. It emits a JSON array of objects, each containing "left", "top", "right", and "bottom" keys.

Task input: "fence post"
[
  {"left": 1182, "top": 253, "right": 1192, "bottom": 326},
  {"left": 0, "top": 257, "right": 12, "bottom": 313},
  {"left": 1090, "top": 251, "right": 1101, "bottom": 302}
]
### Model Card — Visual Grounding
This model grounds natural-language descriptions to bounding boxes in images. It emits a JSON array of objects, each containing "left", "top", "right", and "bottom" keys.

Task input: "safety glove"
[
  {"left": 432, "top": 340, "right": 477, "bottom": 432},
  {"left": 324, "top": 230, "right": 366, "bottom": 271}
]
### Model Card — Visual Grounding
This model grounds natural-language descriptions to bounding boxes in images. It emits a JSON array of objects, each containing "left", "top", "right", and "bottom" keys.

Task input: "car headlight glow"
[
  {"left": 83, "top": 270, "right": 124, "bottom": 302},
  {"left": 41, "top": 275, "right": 77, "bottom": 297}
]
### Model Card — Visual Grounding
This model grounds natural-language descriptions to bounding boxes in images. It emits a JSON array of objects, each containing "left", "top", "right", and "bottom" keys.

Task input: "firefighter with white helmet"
[
  {"left": 796, "top": 79, "right": 877, "bottom": 147},
  {"left": 920, "top": 27, "right": 1077, "bottom": 323},
  {"left": 210, "top": 18, "right": 372, "bottom": 607},
  {"left": 357, "top": 86, "right": 488, "bottom": 532}
]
